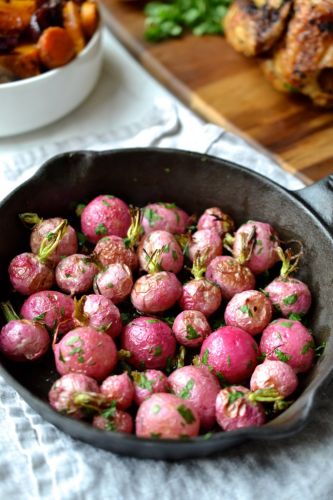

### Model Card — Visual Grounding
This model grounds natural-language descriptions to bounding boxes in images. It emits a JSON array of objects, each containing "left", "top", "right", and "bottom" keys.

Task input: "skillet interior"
[{"left": 0, "top": 148, "right": 332, "bottom": 459}]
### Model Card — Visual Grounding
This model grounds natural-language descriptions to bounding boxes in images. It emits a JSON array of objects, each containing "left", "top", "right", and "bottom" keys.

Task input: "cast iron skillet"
[{"left": 0, "top": 148, "right": 332, "bottom": 460}]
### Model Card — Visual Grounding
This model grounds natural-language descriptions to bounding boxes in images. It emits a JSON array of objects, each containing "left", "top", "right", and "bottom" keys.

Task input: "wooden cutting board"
[{"left": 100, "top": 0, "right": 333, "bottom": 183}]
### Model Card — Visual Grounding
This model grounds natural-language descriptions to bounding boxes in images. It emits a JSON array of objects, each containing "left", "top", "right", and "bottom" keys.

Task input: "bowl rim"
[{"left": 0, "top": 25, "right": 101, "bottom": 90}]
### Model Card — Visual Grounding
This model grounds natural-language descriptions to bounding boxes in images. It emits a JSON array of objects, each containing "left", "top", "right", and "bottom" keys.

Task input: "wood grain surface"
[{"left": 100, "top": 0, "right": 333, "bottom": 183}]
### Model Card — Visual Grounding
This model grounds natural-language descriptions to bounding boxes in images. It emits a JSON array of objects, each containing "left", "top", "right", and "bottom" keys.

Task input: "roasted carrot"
[
  {"left": 0, "top": 44, "right": 40, "bottom": 78},
  {"left": 80, "top": 1, "right": 99, "bottom": 39},
  {"left": 0, "top": 0, "right": 36, "bottom": 34},
  {"left": 37, "top": 27, "right": 75, "bottom": 69},
  {"left": 63, "top": 1, "right": 85, "bottom": 54}
]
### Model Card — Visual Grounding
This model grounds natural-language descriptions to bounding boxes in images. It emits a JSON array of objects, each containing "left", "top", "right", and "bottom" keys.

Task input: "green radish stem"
[
  {"left": 124, "top": 208, "right": 143, "bottom": 249},
  {"left": 118, "top": 349, "right": 132, "bottom": 360},
  {"left": 1, "top": 301, "right": 20, "bottom": 322},
  {"left": 191, "top": 251, "right": 208, "bottom": 280},
  {"left": 276, "top": 243, "right": 303, "bottom": 278},
  {"left": 38, "top": 219, "right": 68, "bottom": 263},
  {"left": 19, "top": 212, "right": 42, "bottom": 227},
  {"left": 237, "top": 226, "right": 256, "bottom": 265},
  {"left": 248, "top": 387, "right": 293, "bottom": 411},
  {"left": 73, "top": 296, "right": 89, "bottom": 327},
  {"left": 223, "top": 232, "right": 235, "bottom": 253},
  {"left": 72, "top": 392, "right": 110, "bottom": 414},
  {"left": 176, "top": 346, "right": 186, "bottom": 369},
  {"left": 175, "top": 232, "right": 191, "bottom": 257},
  {"left": 145, "top": 249, "right": 163, "bottom": 274}
]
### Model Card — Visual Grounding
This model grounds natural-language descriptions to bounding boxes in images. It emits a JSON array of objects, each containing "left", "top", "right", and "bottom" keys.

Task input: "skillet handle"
[{"left": 294, "top": 175, "right": 333, "bottom": 233}]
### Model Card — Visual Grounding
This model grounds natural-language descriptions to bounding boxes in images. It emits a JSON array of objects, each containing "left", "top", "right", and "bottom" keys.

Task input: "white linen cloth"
[{"left": 0, "top": 100, "right": 331, "bottom": 500}]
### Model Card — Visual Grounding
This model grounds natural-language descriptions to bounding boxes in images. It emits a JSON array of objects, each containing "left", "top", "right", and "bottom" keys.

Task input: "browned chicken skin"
[
  {"left": 224, "top": 0, "right": 293, "bottom": 56},
  {"left": 263, "top": 0, "right": 333, "bottom": 107},
  {"left": 224, "top": 0, "right": 333, "bottom": 107}
]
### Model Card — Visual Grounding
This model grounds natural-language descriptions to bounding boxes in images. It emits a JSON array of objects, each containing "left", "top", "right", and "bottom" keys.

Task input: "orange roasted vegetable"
[
  {"left": 63, "top": 0, "right": 85, "bottom": 54},
  {"left": 80, "top": 1, "right": 99, "bottom": 39},
  {"left": 37, "top": 26, "right": 75, "bottom": 69},
  {"left": 0, "top": 43, "right": 40, "bottom": 78},
  {"left": 0, "top": 0, "right": 36, "bottom": 35}
]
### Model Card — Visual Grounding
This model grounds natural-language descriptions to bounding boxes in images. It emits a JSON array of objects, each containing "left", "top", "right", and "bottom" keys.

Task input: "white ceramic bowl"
[{"left": 0, "top": 28, "right": 102, "bottom": 137}]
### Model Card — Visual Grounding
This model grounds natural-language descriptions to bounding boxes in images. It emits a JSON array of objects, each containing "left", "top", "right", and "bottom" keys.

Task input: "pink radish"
[
  {"left": 136, "top": 393, "right": 200, "bottom": 439},
  {"left": 81, "top": 195, "right": 131, "bottom": 243}
]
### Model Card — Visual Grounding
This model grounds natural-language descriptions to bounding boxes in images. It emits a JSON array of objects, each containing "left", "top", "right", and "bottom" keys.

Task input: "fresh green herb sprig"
[{"left": 144, "top": 0, "right": 233, "bottom": 42}]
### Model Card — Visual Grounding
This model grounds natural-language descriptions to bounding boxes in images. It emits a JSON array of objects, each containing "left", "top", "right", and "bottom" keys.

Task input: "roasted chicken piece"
[
  {"left": 262, "top": 0, "right": 333, "bottom": 107},
  {"left": 223, "top": 0, "right": 292, "bottom": 56}
]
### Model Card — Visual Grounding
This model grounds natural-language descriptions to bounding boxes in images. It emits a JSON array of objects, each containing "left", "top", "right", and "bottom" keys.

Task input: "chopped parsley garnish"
[
  {"left": 226, "top": 355, "right": 231, "bottom": 367},
  {"left": 172, "top": 249, "right": 179, "bottom": 261},
  {"left": 228, "top": 390, "right": 244, "bottom": 404},
  {"left": 186, "top": 324, "right": 200, "bottom": 340},
  {"left": 95, "top": 223, "right": 108, "bottom": 236},
  {"left": 66, "top": 336, "right": 85, "bottom": 362},
  {"left": 301, "top": 340, "right": 315, "bottom": 355},
  {"left": 165, "top": 356, "right": 174, "bottom": 374},
  {"left": 162, "top": 244, "right": 170, "bottom": 253},
  {"left": 280, "top": 321, "right": 294, "bottom": 328},
  {"left": 201, "top": 348, "right": 209, "bottom": 365},
  {"left": 77, "top": 231, "right": 87, "bottom": 246},
  {"left": 177, "top": 404, "right": 196, "bottom": 424},
  {"left": 210, "top": 317, "right": 226, "bottom": 330},
  {"left": 102, "top": 199, "right": 111, "bottom": 207},
  {"left": 144, "top": 0, "right": 232, "bottom": 41},
  {"left": 107, "top": 283, "right": 114, "bottom": 288},
  {"left": 275, "top": 349, "right": 291, "bottom": 362},
  {"left": 163, "top": 316, "right": 175, "bottom": 326},
  {"left": 216, "top": 371, "right": 227, "bottom": 386},
  {"left": 150, "top": 432, "right": 161, "bottom": 438},
  {"left": 143, "top": 208, "right": 162, "bottom": 227},
  {"left": 105, "top": 421, "right": 116, "bottom": 431},
  {"left": 66, "top": 335, "right": 80, "bottom": 346},
  {"left": 152, "top": 404, "right": 161, "bottom": 414},
  {"left": 102, "top": 401, "right": 117, "bottom": 420},
  {"left": 65, "top": 273, "right": 72, "bottom": 278},
  {"left": 121, "top": 311, "right": 135, "bottom": 324},
  {"left": 283, "top": 293, "right": 298, "bottom": 305},
  {"left": 60, "top": 307, "right": 65, "bottom": 318},
  {"left": 179, "top": 379, "right": 194, "bottom": 399},
  {"left": 288, "top": 312, "right": 303, "bottom": 321},
  {"left": 147, "top": 318, "right": 160, "bottom": 324},
  {"left": 153, "top": 345, "right": 162, "bottom": 356},
  {"left": 136, "top": 373, "right": 154, "bottom": 391},
  {"left": 239, "top": 304, "right": 253, "bottom": 317},
  {"left": 68, "top": 346, "right": 82, "bottom": 356},
  {"left": 159, "top": 202, "right": 177, "bottom": 209},
  {"left": 75, "top": 203, "right": 86, "bottom": 216},
  {"left": 34, "top": 312, "right": 46, "bottom": 321}
]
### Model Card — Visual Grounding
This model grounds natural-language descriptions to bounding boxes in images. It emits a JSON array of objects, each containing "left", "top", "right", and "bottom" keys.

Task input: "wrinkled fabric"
[{"left": 1, "top": 100, "right": 329, "bottom": 500}]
